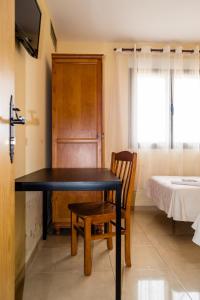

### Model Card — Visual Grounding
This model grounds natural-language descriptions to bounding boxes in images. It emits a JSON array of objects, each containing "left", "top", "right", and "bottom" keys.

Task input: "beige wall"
[{"left": 15, "top": 0, "right": 55, "bottom": 281}]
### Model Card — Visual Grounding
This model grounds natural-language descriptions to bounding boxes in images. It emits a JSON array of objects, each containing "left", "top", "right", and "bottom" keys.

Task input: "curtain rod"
[{"left": 113, "top": 47, "right": 200, "bottom": 53}]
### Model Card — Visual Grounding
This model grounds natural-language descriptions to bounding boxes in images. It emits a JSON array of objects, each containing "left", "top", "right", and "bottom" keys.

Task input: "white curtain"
[
  {"left": 131, "top": 46, "right": 171, "bottom": 150},
  {"left": 112, "top": 46, "right": 200, "bottom": 193}
]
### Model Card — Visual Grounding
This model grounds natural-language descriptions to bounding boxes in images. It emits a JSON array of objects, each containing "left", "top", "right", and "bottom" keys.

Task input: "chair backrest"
[{"left": 110, "top": 151, "right": 137, "bottom": 210}]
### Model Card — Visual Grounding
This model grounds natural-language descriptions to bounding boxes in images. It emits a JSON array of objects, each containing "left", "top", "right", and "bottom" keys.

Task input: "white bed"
[{"left": 147, "top": 176, "right": 200, "bottom": 246}]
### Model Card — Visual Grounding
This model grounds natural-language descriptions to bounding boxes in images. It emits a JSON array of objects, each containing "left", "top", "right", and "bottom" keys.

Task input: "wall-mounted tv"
[{"left": 15, "top": 0, "right": 41, "bottom": 58}]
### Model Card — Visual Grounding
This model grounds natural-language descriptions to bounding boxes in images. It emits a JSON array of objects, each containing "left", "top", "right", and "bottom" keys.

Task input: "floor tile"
[
  {"left": 21, "top": 271, "right": 115, "bottom": 300},
  {"left": 173, "top": 269, "right": 200, "bottom": 299},
  {"left": 39, "top": 235, "right": 70, "bottom": 249},
  {"left": 123, "top": 269, "right": 191, "bottom": 300},
  {"left": 147, "top": 234, "right": 200, "bottom": 272},
  {"left": 17, "top": 209, "right": 200, "bottom": 300}
]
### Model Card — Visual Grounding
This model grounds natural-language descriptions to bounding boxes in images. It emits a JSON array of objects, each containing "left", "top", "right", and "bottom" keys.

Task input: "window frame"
[{"left": 129, "top": 68, "right": 200, "bottom": 149}]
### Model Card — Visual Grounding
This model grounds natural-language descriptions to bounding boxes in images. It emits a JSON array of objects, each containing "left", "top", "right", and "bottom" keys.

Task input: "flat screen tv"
[{"left": 15, "top": 0, "right": 41, "bottom": 58}]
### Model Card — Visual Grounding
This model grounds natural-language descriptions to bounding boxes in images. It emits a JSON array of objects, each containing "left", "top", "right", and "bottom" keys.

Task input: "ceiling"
[{"left": 46, "top": 0, "right": 200, "bottom": 43}]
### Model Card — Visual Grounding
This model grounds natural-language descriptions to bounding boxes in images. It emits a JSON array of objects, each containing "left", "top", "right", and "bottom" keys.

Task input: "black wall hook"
[
  {"left": 11, "top": 107, "right": 26, "bottom": 126},
  {"left": 9, "top": 95, "right": 26, "bottom": 163}
]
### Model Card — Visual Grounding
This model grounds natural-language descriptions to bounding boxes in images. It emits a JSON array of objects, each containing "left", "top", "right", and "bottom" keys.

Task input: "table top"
[{"left": 15, "top": 168, "right": 121, "bottom": 191}]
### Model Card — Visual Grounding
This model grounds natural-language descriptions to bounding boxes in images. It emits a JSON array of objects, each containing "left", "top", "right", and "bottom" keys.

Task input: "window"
[
  {"left": 130, "top": 69, "right": 200, "bottom": 149},
  {"left": 173, "top": 74, "right": 200, "bottom": 146}
]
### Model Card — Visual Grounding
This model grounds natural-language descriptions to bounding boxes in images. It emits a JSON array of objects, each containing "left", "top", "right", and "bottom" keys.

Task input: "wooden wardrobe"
[{"left": 52, "top": 54, "right": 103, "bottom": 232}]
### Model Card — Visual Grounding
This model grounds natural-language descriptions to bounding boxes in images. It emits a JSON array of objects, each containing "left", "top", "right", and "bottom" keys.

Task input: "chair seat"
[{"left": 68, "top": 201, "right": 116, "bottom": 218}]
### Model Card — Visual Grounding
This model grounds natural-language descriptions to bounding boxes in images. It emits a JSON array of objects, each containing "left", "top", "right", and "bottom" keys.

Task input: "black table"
[{"left": 15, "top": 168, "right": 122, "bottom": 300}]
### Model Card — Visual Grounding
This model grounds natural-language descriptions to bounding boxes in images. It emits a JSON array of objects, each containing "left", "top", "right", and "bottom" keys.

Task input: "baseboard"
[
  {"left": 134, "top": 190, "right": 155, "bottom": 206},
  {"left": 15, "top": 235, "right": 42, "bottom": 295},
  {"left": 133, "top": 205, "right": 158, "bottom": 211}
]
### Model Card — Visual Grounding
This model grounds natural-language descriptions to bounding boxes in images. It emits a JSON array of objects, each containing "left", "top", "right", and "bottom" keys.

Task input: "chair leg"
[
  {"left": 125, "top": 216, "right": 131, "bottom": 267},
  {"left": 106, "top": 222, "right": 113, "bottom": 250},
  {"left": 84, "top": 218, "right": 92, "bottom": 276},
  {"left": 71, "top": 212, "right": 78, "bottom": 256}
]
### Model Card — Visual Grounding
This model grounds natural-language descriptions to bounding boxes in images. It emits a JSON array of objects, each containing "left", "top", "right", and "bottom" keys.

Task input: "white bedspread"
[
  {"left": 192, "top": 214, "right": 200, "bottom": 246},
  {"left": 147, "top": 176, "right": 200, "bottom": 246}
]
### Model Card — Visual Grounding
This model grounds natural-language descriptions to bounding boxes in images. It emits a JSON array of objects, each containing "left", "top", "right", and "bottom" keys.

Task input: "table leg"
[
  {"left": 116, "top": 185, "right": 122, "bottom": 300},
  {"left": 104, "top": 190, "right": 108, "bottom": 234},
  {"left": 43, "top": 190, "right": 51, "bottom": 240}
]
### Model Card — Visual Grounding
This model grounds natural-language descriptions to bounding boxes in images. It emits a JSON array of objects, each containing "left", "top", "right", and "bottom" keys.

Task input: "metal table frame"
[{"left": 15, "top": 168, "right": 122, "bottom": 300}]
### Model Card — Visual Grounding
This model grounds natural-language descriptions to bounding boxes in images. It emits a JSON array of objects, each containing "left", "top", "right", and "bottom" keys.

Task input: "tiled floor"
[{"left": 16, "top": 209, "right": 200, "bottom": 300}]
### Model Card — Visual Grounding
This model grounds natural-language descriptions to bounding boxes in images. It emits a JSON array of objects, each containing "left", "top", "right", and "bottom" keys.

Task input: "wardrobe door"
[{"left": 52, "top": 54, "right": 103, "bottom": 230}]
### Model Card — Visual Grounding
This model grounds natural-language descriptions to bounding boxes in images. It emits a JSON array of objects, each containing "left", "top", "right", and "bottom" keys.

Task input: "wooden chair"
[{"left": 68, "top": 151, "right": 137, "bottom": 276}]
